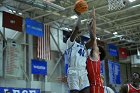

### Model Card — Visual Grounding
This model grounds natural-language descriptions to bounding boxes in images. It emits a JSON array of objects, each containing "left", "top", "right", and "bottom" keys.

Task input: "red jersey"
[
  {"left": 128, "top": 84, "right": 140, "bottom": 93},
  {"left": 86, "top": 57, "right": 104, "bottom": 93}
]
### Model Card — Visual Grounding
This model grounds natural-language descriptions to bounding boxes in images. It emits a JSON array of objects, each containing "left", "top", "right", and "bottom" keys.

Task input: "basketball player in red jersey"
[
  {"left": 86, "top": 9, "right": 106, "bottom": 93},
  {"left": 120, "top": 72, "right": 140, "bottom": 93}
]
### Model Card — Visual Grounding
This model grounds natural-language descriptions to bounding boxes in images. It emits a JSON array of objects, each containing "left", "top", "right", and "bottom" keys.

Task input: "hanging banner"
[
  {"left": 114, "top": 62, "right": 121, "bottom": 84},
  {"left": 100, "top": 60, "right": 105, "bottom": 76},
  {"left": 5, "top": 40, "right": 24, "bottom": 78},
  {"left": 3, "top": 11, "right": 23, "bottom": 32},
  {"left": 0, "top": 87, "right": 40, "bottom": 93},
  {"left": 108, "top": 61, "right": 121, "bottom": 84},
  {"left": 119, "top": 48, "right": 128, "bottom": 59},
  {"left": 25, "top": 18, "right": 44, "bottom": 37},
  {"left": 108, "top": 44, "right": 118, "bottom": 57},
  {"left": 31, "top": 59, "right": 47, "bottom": 75}
]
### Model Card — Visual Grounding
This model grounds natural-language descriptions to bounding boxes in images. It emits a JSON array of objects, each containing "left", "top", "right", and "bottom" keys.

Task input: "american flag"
[{"left": 37, "top": 24, "right": 51, "bottom": 60}]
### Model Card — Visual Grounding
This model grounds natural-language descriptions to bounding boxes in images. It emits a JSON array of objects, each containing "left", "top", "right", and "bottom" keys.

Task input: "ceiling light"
[
  {"left": 68, "top": 28, "right": 72, "bottom": 31},
  {"left": 18, "top": 12, "right": 22, "bottom": 15},
  {"left": 96, "top": 37, "right": 100, "bottom": 40},
  {"left": 43, "top": 0, "right": 65, "bottom": 10},
  {"left": 70, "top": 15, "right": 78, "bottom": 19},
  {"left": 8, "top": 9, "right": 12, "bottom": 12},
  {"left": 13, "top": 10, "right": 16, "bottom": 13},
  {"left": 129, "top": 0, "right": 136, "bottom": 2},
  {"left": 60, "top": 27, "right": 72, "bottom": 31},
  {"left": 98, "top": 38, "right": 101, "bottom": 40},
  {"left": 113, "top": 32, "right": 118, "bottom": 35}
]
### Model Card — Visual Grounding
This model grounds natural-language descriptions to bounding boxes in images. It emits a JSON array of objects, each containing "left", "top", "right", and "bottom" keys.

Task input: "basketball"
[{"left": 74, "top": 0, "right": 88, "bottom": 14}]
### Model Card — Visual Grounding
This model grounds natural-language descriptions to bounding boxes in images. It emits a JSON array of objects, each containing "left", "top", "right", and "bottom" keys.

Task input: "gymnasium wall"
[
  {"left": 50, "top": 26, "right": 67, "bottom": 53},
  {"left": 0, "top": 10, "right": 67, "bottom": 93}
]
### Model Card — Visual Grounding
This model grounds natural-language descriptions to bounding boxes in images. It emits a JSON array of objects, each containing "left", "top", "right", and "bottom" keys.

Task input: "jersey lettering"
[{"left": 78, "top": 49, "right": 85, "bottom": 56}]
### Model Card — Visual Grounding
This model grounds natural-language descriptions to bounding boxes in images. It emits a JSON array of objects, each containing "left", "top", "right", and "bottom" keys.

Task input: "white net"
[{"left": 107, "top": 0, "right": 125, "bottom": 11}]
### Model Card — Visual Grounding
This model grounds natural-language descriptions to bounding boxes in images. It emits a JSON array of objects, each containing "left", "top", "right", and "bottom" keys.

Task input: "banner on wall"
[
  {"left": 5, "top": 40, "right": 24, "bottom": 78},
  {"left": 108, "top": 44, "right": 118, "bottom": 57},
  {"left": 0, "top": 87, "right": 40, "bottom": 93},
  {"left": 2, "top": 11, "right": 23, "bottom": 32},
  {"left": 108, "top": 61, "right": 121, "bottom": 84},
  {"left": 119, "top": 48, "right": 128, "bottom": 59},
  {"left": 25, "top": 18, "right": 44, "bottom": 37},
  {"left": 100, "top": 60, "right": 105, "bottom": 76},
  {"left": 32, "top": 59, "right": 47, "bottom": 75}
]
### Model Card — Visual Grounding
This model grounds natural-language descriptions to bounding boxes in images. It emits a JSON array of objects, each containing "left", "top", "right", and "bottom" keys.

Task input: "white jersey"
[
  {"left": 66, "top": 38, "right": 90, "bottom": 90},
  {"left": 67, "top": 38, "right": 88, "bottom": 69},
  {"left": 104, "top": 86, "right": 115, "bottom": 93}
]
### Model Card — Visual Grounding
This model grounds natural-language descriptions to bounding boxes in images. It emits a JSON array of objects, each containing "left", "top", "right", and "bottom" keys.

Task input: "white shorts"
[{"left": 67, "top": 69, "right": 90, "bottom": 90}]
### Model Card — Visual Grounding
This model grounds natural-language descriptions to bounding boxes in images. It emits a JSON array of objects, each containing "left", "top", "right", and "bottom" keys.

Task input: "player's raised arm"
[
  {"left": 90, "top": 9, "right": 98, "bottom": 49},
  {"left": 66, "top": 11, "right": 82, "bottom": 49},
  {"left": 85, "top": 9, "right": 97, "bottom": 50},
  {"left": 69, "top": 14, "right": 81, "bottom": 42}
]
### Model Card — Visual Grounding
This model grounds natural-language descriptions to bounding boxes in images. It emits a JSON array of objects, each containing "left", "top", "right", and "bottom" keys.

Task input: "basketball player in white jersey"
[{"left": 66, "top": 9, "right": 95, "bottom": 93}]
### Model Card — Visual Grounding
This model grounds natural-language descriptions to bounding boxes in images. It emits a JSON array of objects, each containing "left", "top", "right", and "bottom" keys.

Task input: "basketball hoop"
[{"left": 107, "top": 0, "right": 125, "bottom": 11}]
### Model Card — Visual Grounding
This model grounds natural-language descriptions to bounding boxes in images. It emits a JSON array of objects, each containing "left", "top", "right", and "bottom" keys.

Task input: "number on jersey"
[{"left": 78, "top": 49, "right": 85, "bottom": 56}]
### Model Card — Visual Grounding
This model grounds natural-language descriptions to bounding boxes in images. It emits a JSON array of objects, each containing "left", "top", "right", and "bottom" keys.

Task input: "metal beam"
[
  {"left": 32, "top": 0, "right": 94, "bottom": 19},
  {"left": 100, "top": 3, "right": 140, "bottom": 17},
  {"left": 104, "top": 30, "right": 140, "bottom": 41},
  {"left": 44, "top": 5, "right": 110, "bottom": 24},
  {"left": 50, "top": 31, "right": 62, "bottom": 55},
  {"left": 22, "top": 7, "right": 36, "bottom": 12},
  {"left": 0, "top": 30, "right": 7, "bottom": 43},
  {"left": 14, "top": 0, "right": 47, "bottom": 10},
  {"left": 79, "top": 21, "right": 140, "bottom": 38},
  {"left": 48, "top": 55, "right": 63, "bottom": 81},
  {"left": 100, "top": 22, "right": 140, "bottom": 38},
  {"left": 97, "top": 13, "right": 140, "bottom": 26},
  {"left": 123, "top": 43, "right": 140, "bottom": 48},
  {"left": 116, "top": 38, "right": 140, "bottom": 46},
  {"left": 129, "top": 47, "right": 140, "bottom": 50},
  {"left": 106, "top": 18, "right": 140, "bottom": 31}
]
